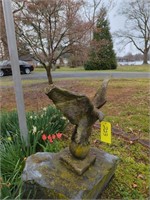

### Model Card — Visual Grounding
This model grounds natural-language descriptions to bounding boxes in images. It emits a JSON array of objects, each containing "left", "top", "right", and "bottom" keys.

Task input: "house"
[{"left": 19, "top": 55, "right": 37, "bottom": 67}]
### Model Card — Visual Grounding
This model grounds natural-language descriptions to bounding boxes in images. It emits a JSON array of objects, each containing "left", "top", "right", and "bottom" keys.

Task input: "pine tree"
[{"left": 84, "top": 7, "right": 117, "bottom": 70}]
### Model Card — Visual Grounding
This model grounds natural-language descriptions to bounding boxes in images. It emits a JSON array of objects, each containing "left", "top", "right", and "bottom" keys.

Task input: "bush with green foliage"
[{"left": 0, "top": 106, "right": 68, "bottom": 199}]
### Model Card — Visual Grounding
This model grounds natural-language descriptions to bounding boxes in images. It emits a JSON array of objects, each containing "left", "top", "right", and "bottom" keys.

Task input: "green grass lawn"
[
  {"left": 81, "top": 78, "right": 149, "bottom": 198},
  {"left": 116, "top": 64, "right": 150, "bottom": 72},
  {"left": 35, "top": 64, "right": 150, "bottom": 72},
  {"left": 0, "top": 77, "right": 48, "bottom": 87},
  {"left": 96, "top": 137, "right": 149, "bottom": 199}
]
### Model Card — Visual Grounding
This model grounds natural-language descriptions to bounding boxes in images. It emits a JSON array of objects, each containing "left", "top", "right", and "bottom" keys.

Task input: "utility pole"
[{"left": 2, "top": 0, "right": 28, "bottom": 145}]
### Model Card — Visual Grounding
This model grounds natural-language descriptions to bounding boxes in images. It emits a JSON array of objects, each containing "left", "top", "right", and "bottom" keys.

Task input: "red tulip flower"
[
  {"left": 52, "top": 134, "right": 56, "bottom": 139},
  {"left": 56, "top": 132, "right": 62, "bottom": 139},
  {"left": 42, "top": 134, "right": 47, "bottom": 141},
  {"left": 48, "top": 135, "right": 53, "bottom": 143}
]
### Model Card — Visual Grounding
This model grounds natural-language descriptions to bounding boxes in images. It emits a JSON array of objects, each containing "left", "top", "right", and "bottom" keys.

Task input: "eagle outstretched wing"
[
  {"left": 45, "top": 85, "right": 94, "bottom": 125},
  {"left": 93, "top": 78, "right": 110, "bottom": 108}
]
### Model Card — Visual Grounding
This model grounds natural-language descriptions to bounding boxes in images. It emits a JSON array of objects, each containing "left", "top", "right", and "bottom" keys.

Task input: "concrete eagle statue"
[{"left": 45, "top": 78, "right": 109, "bottom": 159}]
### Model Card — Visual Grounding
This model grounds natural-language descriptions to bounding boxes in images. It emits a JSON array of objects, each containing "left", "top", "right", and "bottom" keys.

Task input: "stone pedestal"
[{"left": 22, "top": 148, "right": 119, "bottom": 199}]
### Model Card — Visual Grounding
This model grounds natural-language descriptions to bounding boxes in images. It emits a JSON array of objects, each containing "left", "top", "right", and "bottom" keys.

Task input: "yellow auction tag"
[{"left": 100, "top": 121, "right": 111, "bottom": 144}]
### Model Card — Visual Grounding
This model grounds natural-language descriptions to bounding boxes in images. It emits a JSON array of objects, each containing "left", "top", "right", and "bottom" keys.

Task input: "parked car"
[{"left": 0, "top": 60, "right": 34, "bottom": 77}]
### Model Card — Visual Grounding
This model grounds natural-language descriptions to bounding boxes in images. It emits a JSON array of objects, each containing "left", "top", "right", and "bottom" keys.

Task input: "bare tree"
[
  {"left": 115, "top": 0, "right": 150, "bottom": 64},
  {"left": 13, "top": 0, "right": 92, "bottom": 84},
  {"left": 0, "top": 0, "right": 9, "bottom": 60},
  {"left": 0, "top": 0, "right": 31, "bottom": 60}
]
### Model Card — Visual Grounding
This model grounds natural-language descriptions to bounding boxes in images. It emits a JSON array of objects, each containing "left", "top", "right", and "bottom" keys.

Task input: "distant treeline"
[{"left": 117, "top": 53, "right": 150, "bottom": 62}]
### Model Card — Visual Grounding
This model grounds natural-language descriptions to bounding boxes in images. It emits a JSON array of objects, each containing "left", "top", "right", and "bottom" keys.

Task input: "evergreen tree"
[{"left": 84, "top": 7, "right": 117, "bottom": 70}]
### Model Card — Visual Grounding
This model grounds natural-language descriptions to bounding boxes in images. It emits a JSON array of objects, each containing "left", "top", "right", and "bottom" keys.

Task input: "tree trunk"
[
  {"left": 46, "top": 66, "right": 53, "bottom": 84},
  {"left": 143, "top": 49, "right": 148, "bottom": 64}
]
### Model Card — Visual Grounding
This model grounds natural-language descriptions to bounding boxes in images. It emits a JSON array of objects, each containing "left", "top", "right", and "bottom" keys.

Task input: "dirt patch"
[
  {"left": 0, "top": 79, "right": 148, "bottom": 113},
  {"left": 0, "top": 80, "right": 98, "bottom": 111}
]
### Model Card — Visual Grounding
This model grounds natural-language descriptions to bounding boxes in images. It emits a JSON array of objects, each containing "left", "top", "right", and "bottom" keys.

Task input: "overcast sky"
[
  {"left": 108, "top": 0, "right": 127, "bottom": 56},
  {"left": 107, "top": 0, "right": 138, "bottom": 56}
]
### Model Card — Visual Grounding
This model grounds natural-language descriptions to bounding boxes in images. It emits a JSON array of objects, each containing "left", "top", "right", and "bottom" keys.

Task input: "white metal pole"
[{"left": 2, "top": 0, "right": 28, "bottom": 145}]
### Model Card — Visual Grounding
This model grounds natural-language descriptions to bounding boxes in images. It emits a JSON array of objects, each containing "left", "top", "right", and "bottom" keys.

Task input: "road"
[{"left": 21, "top": 71, "right": 150, "bottom": 80}]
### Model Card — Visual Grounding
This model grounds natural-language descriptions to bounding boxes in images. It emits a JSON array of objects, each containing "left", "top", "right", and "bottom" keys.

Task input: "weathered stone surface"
[{"left": 22, "top": 148, "right": 119, "bottom": 199}]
